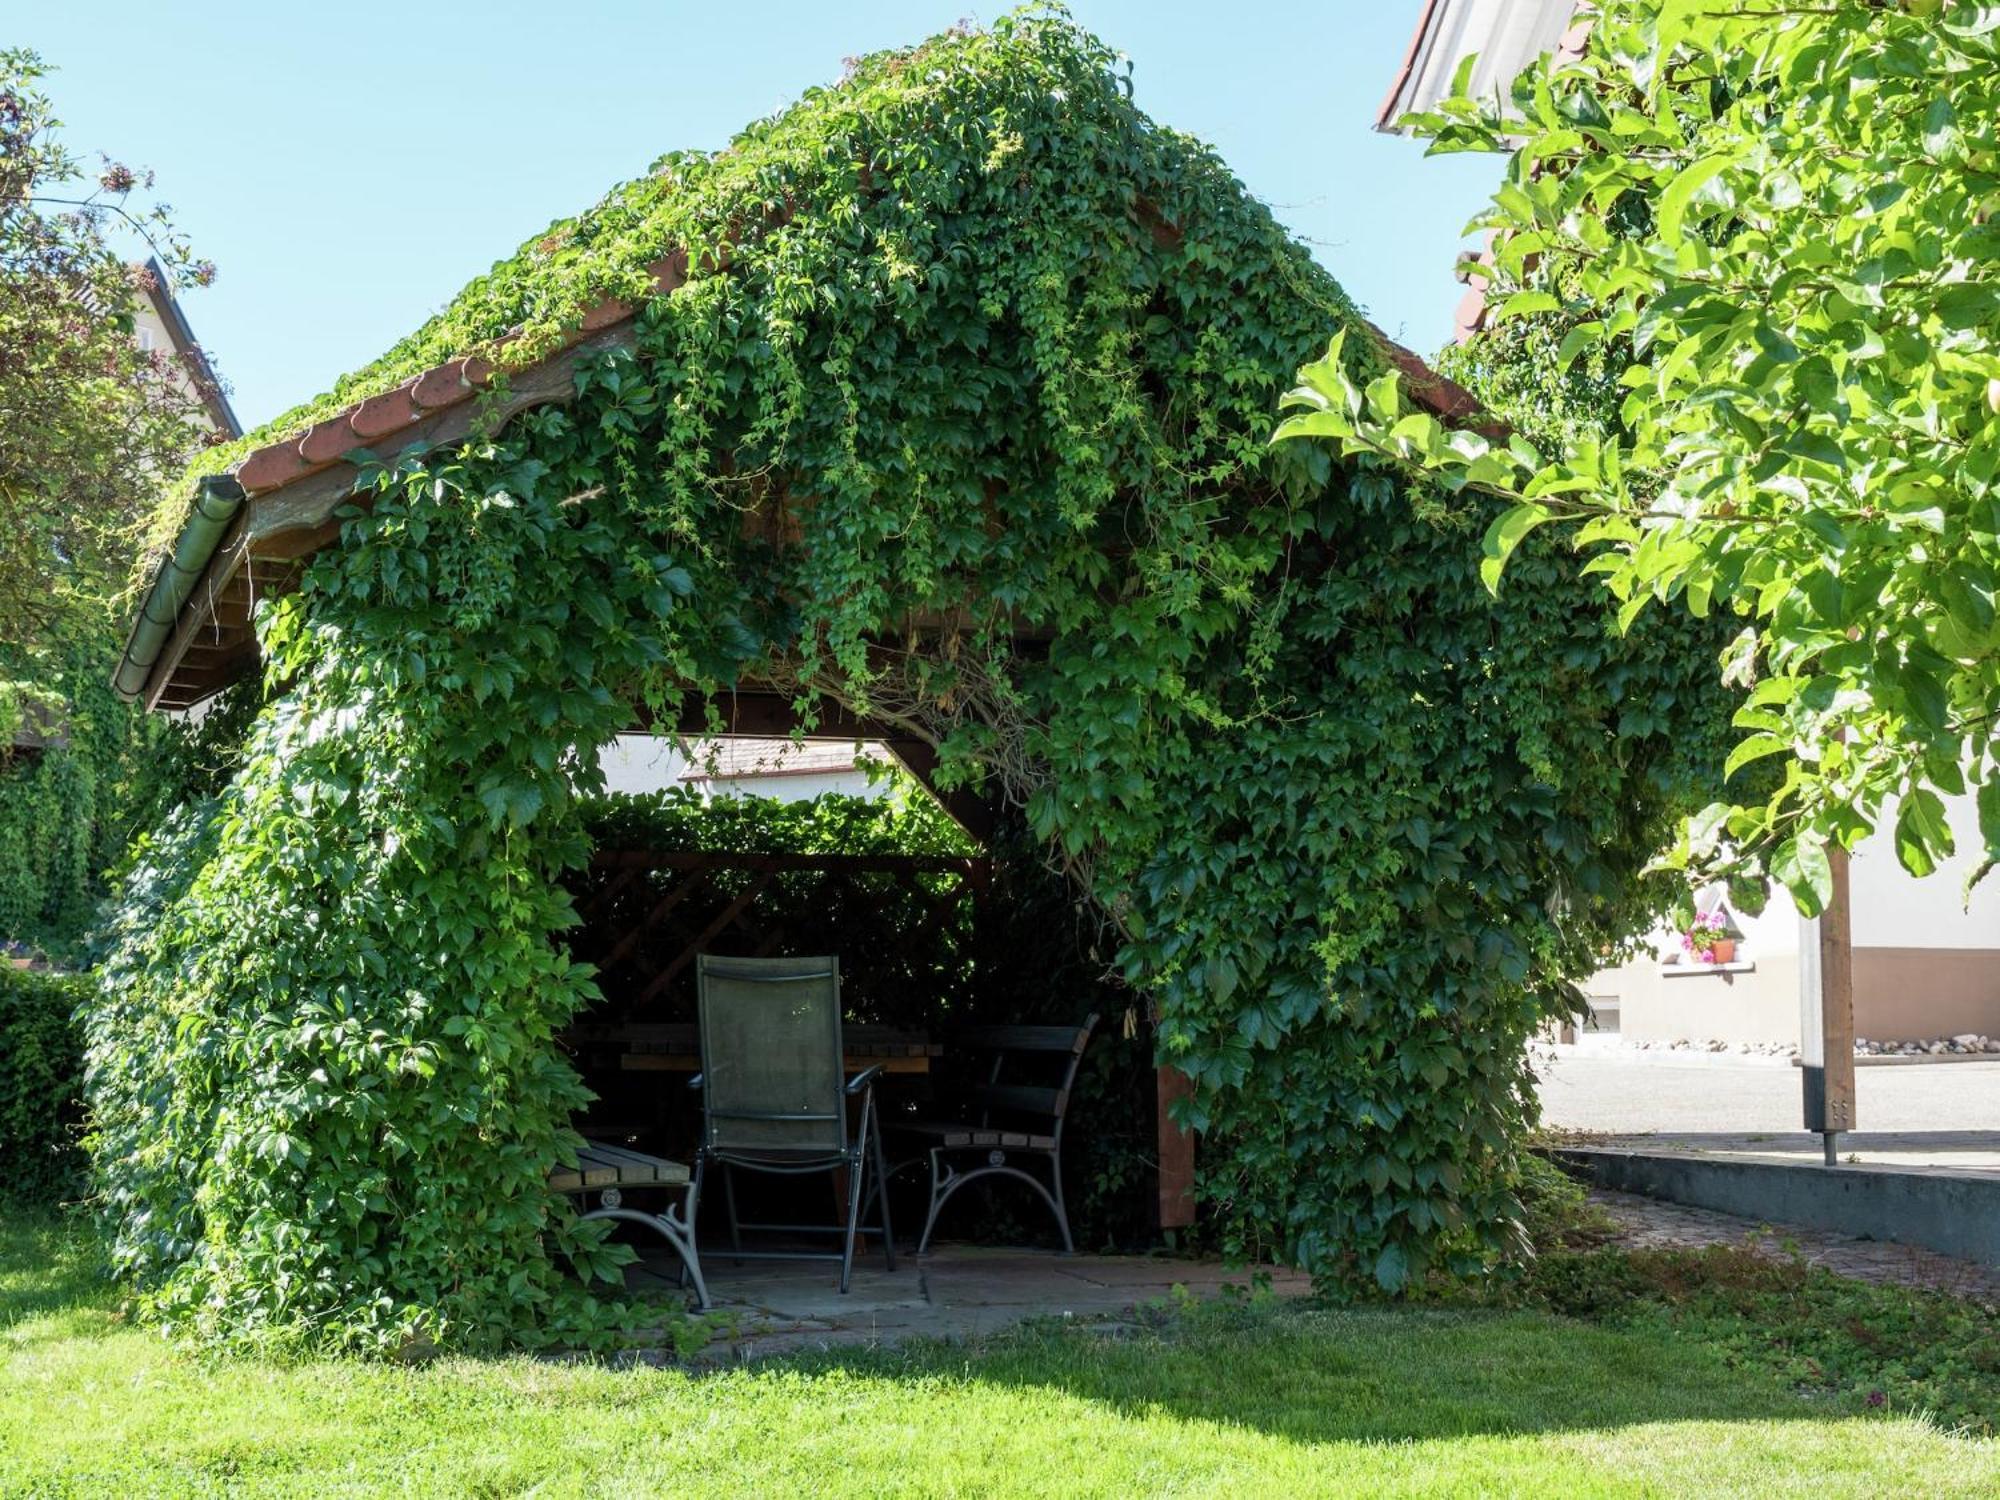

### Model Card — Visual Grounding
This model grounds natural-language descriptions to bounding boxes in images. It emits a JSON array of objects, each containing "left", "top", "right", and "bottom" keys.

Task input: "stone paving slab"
[
  {"left": 625, "top": 1245, "right": 1310, "bottom": 1361},
  {"left": 1590, "top": 1187, "right": 2000, "bottom": 1304}
]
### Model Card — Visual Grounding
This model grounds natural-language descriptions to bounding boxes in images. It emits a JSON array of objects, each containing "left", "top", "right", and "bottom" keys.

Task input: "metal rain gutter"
[{"left": 112, "top": 474, "right": 246, "bottom": 702}]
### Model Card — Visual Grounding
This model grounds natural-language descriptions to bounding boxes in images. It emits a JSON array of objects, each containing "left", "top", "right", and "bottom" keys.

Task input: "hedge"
[{"left": 0, "top": 964, "right": 88, "bottom": 1205}]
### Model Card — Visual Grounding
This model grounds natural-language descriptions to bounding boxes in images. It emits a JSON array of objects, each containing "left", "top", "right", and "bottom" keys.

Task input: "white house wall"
[
  {"left": 1849, "top": 790, "right": 2000, "bottom": 949},
  {"left": 1581, "top": 789, "right": 1998, "bottom": 1044},
  {"left": 595, "top": 734, "right": 879, "bottom": 803}
]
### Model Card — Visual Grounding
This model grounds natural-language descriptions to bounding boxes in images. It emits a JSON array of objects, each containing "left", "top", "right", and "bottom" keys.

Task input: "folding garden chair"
[
  {"left": 897, "top": 1015, "right": 1097, "bottom": 1254},
  {"left": 688, "top": 954, "right": 895, "bottom": 1293}
]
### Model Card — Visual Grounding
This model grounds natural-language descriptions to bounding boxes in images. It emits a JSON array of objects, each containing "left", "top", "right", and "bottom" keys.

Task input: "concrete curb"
[
  {"left": 1830, "top": 1053, "right": 2000, "bottom": 1068},
  {"left": 1546, "top": 1047, "right": 2000, "bottom": 1069},
  {"left": 1552, "top": 1146, "right": 2000, "bottom": 1270}
]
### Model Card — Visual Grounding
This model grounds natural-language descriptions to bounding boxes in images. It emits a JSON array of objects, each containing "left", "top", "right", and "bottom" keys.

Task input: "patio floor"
[{"left": 622, "top": 1243, "right": 1312, "bottom": 1362}]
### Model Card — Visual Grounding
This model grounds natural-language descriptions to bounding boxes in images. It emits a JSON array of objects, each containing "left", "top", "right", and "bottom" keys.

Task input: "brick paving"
[{"left": 1590, "top": 1187, "right": 2000, "bottom": 1305}]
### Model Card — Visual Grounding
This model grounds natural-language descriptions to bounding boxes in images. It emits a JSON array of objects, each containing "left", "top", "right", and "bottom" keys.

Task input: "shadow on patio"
[
  {"left": 613, "top": 1264, "right": 1858, "bottom": 1456},
  {"left": 620, "top": 1241, "right": 1311, "bottom": 1361}
]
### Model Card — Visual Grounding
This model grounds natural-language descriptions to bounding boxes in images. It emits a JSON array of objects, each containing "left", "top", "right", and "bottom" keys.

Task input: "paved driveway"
[{"left": 1535, "top": 1051, "right": 2000, "bottom": 1172}]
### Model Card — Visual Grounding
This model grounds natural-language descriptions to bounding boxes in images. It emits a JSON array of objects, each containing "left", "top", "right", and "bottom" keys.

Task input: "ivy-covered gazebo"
[{"left": 100, "top": 11, "right": 1727, "bottom": 1351}]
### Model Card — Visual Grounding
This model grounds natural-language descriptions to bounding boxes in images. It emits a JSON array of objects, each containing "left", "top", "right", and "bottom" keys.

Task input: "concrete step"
[{"left": 1552, "top": 1145, "right": 2000, "bottom": 1271}]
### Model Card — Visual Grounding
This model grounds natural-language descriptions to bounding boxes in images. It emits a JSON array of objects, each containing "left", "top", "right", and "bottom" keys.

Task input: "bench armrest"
[
  {"left": 686, "top": 1072, "right": 704, "bottom": 1091},
  {"left": 844, "top": 1064, "right": 883, "bottom": 1096}
]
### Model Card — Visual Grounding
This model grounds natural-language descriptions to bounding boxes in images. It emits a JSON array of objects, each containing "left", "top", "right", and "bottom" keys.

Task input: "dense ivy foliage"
[
  {"left": 99, "top": 9, "right": 1732, "bottom": 1349},
  {"left": 0, "top": 965, "right": 88, "bottom": 1205},
  {"left": 0, "top": 733, "right": 99, "bottom": 948},
  {"left": 0, "top": 636, "right": 152, "bottom": 956},
  {"left": 578, "top": 780, "right": 972, "bottom": 858},
  {"left": 0, "top": 641, "right": 259, "bottom": 962}
]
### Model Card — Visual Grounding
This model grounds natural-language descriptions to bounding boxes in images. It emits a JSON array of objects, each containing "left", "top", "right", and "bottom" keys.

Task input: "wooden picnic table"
[{"left": 566, "top": 1022, "right": 939, "bottom": 1076}]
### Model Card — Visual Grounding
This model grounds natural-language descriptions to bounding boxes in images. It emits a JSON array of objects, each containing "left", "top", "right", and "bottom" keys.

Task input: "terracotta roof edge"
[{"left": 228, "top": 250, "right": 691, "bottom": 499}]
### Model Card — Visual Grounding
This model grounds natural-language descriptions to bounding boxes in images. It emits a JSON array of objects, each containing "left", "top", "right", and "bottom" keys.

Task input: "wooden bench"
[{"left": 550, "top": 1140, "right": 707, "bottom": 1308}]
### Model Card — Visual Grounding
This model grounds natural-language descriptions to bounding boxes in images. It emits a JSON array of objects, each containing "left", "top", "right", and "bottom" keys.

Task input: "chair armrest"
[
  {"left": 686, "top": 1072, "right": 704, "bottom": 1091},
  {"left": 844, "top": 1064, "right": 884, "bottom": 1095}
]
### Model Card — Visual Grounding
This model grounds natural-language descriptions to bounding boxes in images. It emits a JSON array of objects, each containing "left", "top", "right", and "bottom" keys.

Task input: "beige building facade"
[
  {"left": 132, "top": 256, "right": 238, "bottom": 439},
  {"left": 1585, "top": 791, "right": 2000, "bottom": 1045},
  {"left": 598, "top": 735, "right": 883, "bottom": 803}
]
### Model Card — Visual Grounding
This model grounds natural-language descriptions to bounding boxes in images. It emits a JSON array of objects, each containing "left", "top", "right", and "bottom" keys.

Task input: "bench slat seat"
[
  {"left": 548, "top": 1139, "right": 706, "bottom": 1308},
  {"left": 548, "top": 1142, "right": 692, "bottom": 1194}
]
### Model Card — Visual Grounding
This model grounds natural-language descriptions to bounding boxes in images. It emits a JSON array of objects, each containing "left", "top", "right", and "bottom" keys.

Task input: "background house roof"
[
  {"left": 1378, "top": 0, "right": 1582, "bottom": 134},
  {"left": 680, "top": 738, "right": 886, "bottom": 785},
  {"left": 137, "top": 257, "right": 242, "bottom": 440}
]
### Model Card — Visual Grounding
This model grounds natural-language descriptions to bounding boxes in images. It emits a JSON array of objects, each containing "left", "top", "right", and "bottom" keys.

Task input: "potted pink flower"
[{"left": 1681, "top": 911, "right": 1738, "bottom": 965}]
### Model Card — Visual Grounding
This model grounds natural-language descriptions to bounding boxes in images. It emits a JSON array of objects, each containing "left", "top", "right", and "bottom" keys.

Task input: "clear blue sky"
[{"left": 22, "top": 1, "right": 1499, "bottom": 432}]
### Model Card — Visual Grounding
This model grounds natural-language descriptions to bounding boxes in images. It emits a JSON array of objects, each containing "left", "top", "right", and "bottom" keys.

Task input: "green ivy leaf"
[{"left": 1372, "top": 1241, "right": 1409, "bottom": 1293}]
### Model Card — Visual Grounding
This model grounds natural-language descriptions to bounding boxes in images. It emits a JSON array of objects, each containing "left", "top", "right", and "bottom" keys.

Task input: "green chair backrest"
[{"left": 696, "top": 955, "right": 846, "bottom": 1155}]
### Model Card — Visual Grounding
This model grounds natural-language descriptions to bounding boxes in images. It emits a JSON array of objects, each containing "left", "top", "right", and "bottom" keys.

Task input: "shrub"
[
  {"left": 1521, "top": 1240, "right": 2000, "bottom": 1436},
  {"left": 0, "top": 965, "right": 88, "bottom": 1205},
  {"left": 1496, "top": 1158, "right": 2000, "bottom": 1436}
]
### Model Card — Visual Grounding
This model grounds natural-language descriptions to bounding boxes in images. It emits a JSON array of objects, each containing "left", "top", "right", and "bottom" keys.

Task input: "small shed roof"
[{"left": 6, "top": 700, "right": 69, "bottom": 755}]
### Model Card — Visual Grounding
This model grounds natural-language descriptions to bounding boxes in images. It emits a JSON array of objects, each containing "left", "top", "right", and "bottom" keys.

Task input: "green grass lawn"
[{"left": 1, "top": 1215, "right": 1992, "bottom": 1498}]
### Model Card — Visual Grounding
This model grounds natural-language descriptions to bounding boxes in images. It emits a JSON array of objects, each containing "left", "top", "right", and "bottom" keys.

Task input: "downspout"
[{"left": 112, "top": 474, "right": 246, "bottom": 702}]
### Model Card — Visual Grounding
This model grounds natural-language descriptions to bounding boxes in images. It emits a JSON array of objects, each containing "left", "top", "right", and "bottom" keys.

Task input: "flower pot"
[{"left": 1710, "top": 938, "right": 1736, "bottom": 964}]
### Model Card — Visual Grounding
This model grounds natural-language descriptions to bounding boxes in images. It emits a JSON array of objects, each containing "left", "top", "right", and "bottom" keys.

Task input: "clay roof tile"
[
  {"left": 349, "top": 381, "right": 424, "bottom": 440},
  {"left": 236, "top": 440, "right": 314, "bottom": 496}
]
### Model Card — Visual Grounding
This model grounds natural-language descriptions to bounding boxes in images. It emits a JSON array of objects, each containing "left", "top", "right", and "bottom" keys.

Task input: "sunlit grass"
[{"left": 1, "top": 1214, "right": 1991, "bottom": 1497}]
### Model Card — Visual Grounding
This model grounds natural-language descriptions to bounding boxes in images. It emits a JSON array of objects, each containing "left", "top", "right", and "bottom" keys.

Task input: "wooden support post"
[
  {"left": 1799, "top": 844, "right": 1856, "bottom": 1163},
  {"left": 1155, "top": 1064, "right": 1196, "bottom": 1229}
]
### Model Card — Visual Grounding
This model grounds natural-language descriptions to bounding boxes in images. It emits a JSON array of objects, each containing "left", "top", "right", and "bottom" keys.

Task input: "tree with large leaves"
[
  {"left": 0, "top": 48, "right": 218, "bottom": 946},
  {"left": 1276, "top": 0, "right": 2000, "bottom": 912},
  {"left": 0, "top": 47, "right": 216, "bottom": 656}
]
